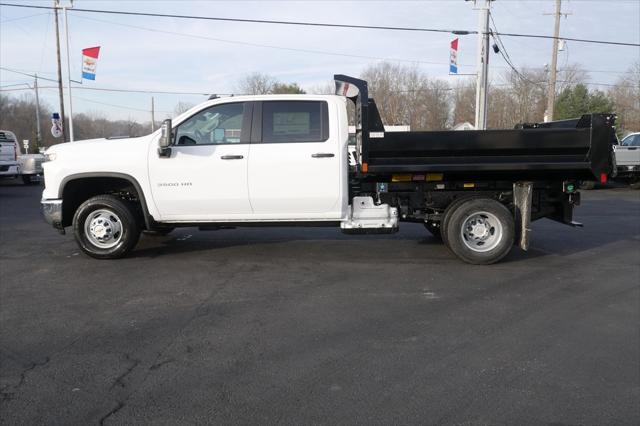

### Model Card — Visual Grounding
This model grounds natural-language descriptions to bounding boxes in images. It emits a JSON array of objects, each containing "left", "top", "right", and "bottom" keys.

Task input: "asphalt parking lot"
[{"left": 1, "top": 181, "right": 639, "bottom": 425}]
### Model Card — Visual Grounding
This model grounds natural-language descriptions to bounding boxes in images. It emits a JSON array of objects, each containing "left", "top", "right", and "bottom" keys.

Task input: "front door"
[{"left": 148, "top": 102, "right": 253, "bottom": 221}]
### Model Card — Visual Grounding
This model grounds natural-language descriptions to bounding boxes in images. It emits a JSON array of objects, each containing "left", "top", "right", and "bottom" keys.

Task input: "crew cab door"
[
  {"left": 248, "top": 100, "right": 343, "bottom": 219},
  {"left": 148, "top": 102, "right": 253, "bottom": 221}
]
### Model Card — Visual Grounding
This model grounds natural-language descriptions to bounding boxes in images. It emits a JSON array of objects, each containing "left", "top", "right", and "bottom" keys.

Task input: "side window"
[
  {"left": 175, "top": 102, "right": 245, "bottom": 145},
  {"left": 262, "top": 101, "right": 329, "bottom": 143}
]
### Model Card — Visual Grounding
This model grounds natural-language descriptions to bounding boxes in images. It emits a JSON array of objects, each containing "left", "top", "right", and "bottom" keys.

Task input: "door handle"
[
  {"left": 220, "top": 155, "right": 244, "bottom": 160},
  {"left": 311, "top": 153, "right": 335, "bottom": 158}
]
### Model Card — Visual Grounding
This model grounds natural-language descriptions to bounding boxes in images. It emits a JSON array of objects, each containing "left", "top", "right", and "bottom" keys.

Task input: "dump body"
[
  {"left": 366, "top": 114, "right": 615, "bottom": 181},
  {"left": 334, "top": 75, "right": 615, "bottom": 182}
]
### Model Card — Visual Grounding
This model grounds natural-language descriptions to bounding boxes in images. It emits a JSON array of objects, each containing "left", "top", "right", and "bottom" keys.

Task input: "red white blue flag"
[
  {"left": 81, "top": 46, "right": 101, "bottom": 80},
  {"left": 449, "top": 38, "right": 458, "bottom": 74}
]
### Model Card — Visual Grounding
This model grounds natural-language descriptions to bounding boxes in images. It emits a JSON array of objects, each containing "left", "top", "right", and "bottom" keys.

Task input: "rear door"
[{"left": 248, "top": 100, "right": 342, "bottom": 219}]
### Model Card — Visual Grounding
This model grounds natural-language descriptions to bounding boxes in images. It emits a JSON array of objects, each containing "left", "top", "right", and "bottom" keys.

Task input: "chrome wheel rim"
[
  {"left": 460, "top": 211, "right": 503, "bottom": 253},
  {"left": 84, "top": 209, "right": 123, "bottom": 249}
]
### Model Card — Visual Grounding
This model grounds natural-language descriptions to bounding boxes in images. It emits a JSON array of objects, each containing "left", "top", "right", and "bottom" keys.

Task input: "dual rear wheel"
[{"left": 426, "top": 198, "right": 515, "bottom": 265}]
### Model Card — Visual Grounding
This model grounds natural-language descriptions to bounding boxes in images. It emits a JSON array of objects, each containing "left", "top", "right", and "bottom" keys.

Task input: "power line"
[
  {"left": 72, "top": 94, "right": 172, "bottom": 114},
  {"left": 0, "top": 67, "right": 60, "bottom": 83},
  {"left": 0, "top": 3, "right": 469, "bottom": 35},
  {"left": 1, "top": 2, "right": 638, "bottom": 47},
  {"left": 489, "top": 15, "right": 545, "bottom": 89},
  {"left": 0, "top": 11, "right": 48, "bottom": 23},
  {"left": 0, "top": 67, "right": 215, "bottom": 95},
  {"left": 74, "top": 14, "right": 457, "bottom": 68},
  {"left": 73, "top": 15, "right": 639, "bottom": 77}
]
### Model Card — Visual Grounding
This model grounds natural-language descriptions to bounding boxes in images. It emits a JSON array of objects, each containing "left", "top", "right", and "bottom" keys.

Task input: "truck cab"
[{"left": 150, "top": 95, "right": 350, "bottom": 222}]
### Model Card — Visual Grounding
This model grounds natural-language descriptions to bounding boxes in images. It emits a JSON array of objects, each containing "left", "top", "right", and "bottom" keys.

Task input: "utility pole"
[
  {"left": 545, "top": 0, "right": 562, "bottom": 122},
  {"left": 151, "top": 96, "right": 155, "bottom": 132},
  {"left": 34, "top": 74, "right": 42, "bottom": 150},
  {"left": 53, "top": 1, "right": 66, "bottom": 142},
  {"left": 63, "top": 1, "right": 75, "bottom": 141},
  {"left": 474, "top": 0, "right": 492, "bottom": 130}
]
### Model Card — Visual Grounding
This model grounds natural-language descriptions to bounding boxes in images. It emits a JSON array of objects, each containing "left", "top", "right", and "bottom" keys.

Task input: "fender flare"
[{"left": 59, "top": 172, "right": 155, "bottom": 229}]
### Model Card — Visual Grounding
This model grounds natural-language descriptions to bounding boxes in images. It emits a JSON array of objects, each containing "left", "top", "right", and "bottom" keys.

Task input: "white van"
[{"left": 0, "top": 130, "right": 20, "bottom": 179}]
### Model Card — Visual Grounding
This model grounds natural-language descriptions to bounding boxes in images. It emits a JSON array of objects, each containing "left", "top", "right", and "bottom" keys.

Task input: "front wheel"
[
  {"left": 444, "top": 198, "right": 515, "bottom": 265},
  {"left": 73, "top": 195, "right": 141, "bottom": 259}
]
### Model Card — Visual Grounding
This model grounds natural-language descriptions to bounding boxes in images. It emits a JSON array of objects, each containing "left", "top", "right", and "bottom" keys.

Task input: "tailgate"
[{"left": 0, "top": 142, "right": 17, "bottom": 162}]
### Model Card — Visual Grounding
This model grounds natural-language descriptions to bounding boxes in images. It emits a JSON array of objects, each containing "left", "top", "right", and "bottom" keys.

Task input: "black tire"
[
  {"left": 423, "top": 222, "right": 442, "bottom": 240},
  {"left": 443, "top": 198, "right": 515, "bottom": 265},
  {"left": 143, "top": 227, "right": 175, "bottom": 236},
  {"left": 441, "top": 196, "right": 482, "bottom": 248},
  {"left": 73, "top": 195, "right": 141, "bottom": 259},
  {"left": 21, "top": 175, "right": 31, "bottom": 185}
]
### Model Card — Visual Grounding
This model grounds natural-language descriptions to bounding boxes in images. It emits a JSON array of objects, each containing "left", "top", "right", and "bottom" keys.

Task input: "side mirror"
[{"left": 158, "top": 119, "right": 172, "bottom": 157}]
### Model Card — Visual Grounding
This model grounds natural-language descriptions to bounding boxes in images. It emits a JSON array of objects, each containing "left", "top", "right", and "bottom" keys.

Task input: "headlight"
[{"left": 44, "top": 152, "right": 57, "bottom": 162}]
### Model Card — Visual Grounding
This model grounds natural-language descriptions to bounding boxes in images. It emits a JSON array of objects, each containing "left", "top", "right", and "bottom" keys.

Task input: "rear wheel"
[
  {"left": 441, "top": 196, "right": 481, "bottom": 248},
  {"left": 73, "top": 195, "right": 141, "bottom": 259},
  {"left": 443, "top": 198, "right": 515, "bottom": 265}
]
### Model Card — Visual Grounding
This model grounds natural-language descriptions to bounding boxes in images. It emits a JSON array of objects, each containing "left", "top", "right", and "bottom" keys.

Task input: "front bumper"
[{"left": 41, "top": 199, "right": 64, "bottom": 231}]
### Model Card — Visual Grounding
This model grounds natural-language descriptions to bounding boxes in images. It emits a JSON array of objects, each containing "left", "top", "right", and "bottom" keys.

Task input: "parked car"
[
  {"left": 0, "top": 130, "right": 20, "bottom": 180},
  {"left": 18, "top": 153, "right": 45, "bottom": 185},
  {"left": 615, "top": 132, "right": 640, "bottom": 188}
]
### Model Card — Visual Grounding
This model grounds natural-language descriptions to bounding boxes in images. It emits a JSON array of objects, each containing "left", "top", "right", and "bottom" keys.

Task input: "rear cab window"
[{"left": 261, "top": 101, "right": 329, "bottom": 143}]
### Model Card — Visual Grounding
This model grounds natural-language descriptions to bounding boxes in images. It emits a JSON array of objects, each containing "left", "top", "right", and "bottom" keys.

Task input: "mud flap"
[{"left": 513, "top": 181, "right": 533, "bottom": 251}]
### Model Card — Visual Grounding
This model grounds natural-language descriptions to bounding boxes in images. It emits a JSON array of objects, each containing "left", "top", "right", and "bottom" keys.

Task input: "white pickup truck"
[
  {"left": 0, "top": 130, "right": 20, "bottom": 179},
  {"left": 614, "top": 132, "right": 640, "bottom": 188},
  {"left": 41, "top": 75, "right": 616, "bottom": 264}
]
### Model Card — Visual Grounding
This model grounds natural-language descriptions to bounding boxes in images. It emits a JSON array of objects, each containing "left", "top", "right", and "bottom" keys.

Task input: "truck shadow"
[{"left": 126, "top": 192, "right": 639, "bottom": 264}]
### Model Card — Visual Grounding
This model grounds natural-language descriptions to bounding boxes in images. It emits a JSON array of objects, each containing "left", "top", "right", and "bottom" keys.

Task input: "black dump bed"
[{"left": 335, "top": 75, "right": 616, "bottom": 181}]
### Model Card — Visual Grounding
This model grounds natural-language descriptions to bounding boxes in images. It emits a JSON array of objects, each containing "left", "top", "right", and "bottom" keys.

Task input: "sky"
[{"left": 1, "top": 0, "right": 639, "bottom": 123}]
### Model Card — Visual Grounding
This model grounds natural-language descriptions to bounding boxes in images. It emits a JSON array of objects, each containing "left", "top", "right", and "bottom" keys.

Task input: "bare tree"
[
  {"left": 452, "top": 79, "right": 475, "bottom": 126},
  {"left": 308, "top": 81, "right": 335, "bottom": 95},
  {"left": 361, "top": 62, "right": 451, "bottom": 130},
  {"left": 173, "top": 102, "right": 195, "bottom": 116},
  {"left": 237, "top": 72, "right": 277, "bottom": 95},
  {"left": 557, "top": 63, "right": 588, "bottom": 94},
  {"left": 609, "top": 61, "right": 640, "bottom": 135}
]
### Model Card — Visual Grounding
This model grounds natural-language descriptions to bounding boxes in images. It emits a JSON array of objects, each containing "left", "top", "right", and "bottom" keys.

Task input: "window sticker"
[{"left": 273, "top": 112, "right": 311, "bottom": 136}]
